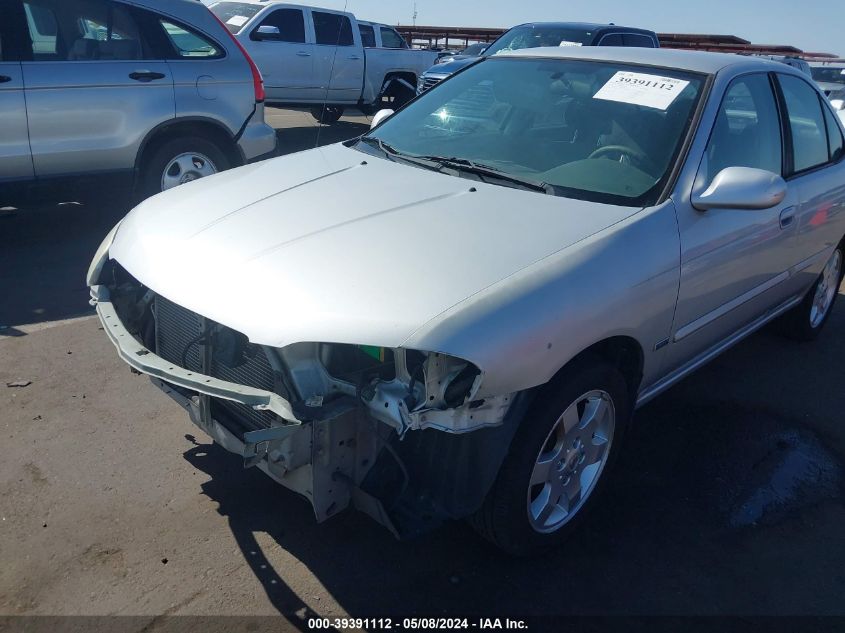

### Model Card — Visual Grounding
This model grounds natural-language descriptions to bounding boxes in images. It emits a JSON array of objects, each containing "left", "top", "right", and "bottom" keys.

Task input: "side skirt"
[{"left": 636, "top": 293, "right": 803, "bottom": 408}]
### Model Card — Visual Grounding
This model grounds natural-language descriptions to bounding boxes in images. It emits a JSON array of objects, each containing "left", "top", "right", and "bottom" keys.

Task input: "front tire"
[
  {"left": 471, "top": 357, "right": 631, "bottom": 555},
  {"left": 140, "top": 136, "right": 228, "bottom": 200},
  {"left": 777, "top": 245, "right": 843, "bottom": 341}
]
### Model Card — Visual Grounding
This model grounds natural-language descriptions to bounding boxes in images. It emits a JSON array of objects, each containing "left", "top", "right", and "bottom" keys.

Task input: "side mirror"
[
  {"left": 253, "top": 25, "right": 281, "bottom": 41},
  {"left": 370, "top": 109, "right": 395, "bottom": 129},
  {"left": 692, "top": 166, "right": 787, "bottom": 211}
]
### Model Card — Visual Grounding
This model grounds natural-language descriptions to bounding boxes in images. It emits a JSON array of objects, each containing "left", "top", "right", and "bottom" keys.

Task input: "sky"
[{"left": 207, "top": 0, "right": 842, "bottom": 57}]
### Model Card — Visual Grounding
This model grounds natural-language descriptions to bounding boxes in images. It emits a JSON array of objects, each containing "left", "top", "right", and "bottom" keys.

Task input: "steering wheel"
[{"left": 588, "top": 145, "right": 654, "bottom": 172}]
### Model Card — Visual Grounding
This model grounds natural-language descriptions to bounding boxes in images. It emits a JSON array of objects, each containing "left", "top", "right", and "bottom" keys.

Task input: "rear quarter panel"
[{"left": 149, "top": 1, "right": 255, "bottom": 135}]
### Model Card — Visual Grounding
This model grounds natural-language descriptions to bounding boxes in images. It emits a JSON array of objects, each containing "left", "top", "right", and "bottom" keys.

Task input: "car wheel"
[
  {"left": 310, "top": 106, "right": 345, "bottom": 124},
  {"left": 777, "top": 245, "right": 844, "bottom": 341},
  {"left": 470, "top": 357, "right": 631, "bottom": 555},
  {"left": 140, "top": 137, "right": 229, "bottom": 199}
]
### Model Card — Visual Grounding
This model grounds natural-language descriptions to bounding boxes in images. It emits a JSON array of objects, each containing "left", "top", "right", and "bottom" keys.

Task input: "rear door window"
[
  {"left": 22, "top": 2, "right": 59, "bottom": 58},
  {"left": 22, "top": 0, "right": 145, "bottom": 61},
  {"left": 358, "top": 24, "right": 375, "bottom": 48},
  {"left": 313, "top": 11, "right": 353, "bottom": 47},
  {"left": 778, "top": 74, "right": 831, "bottom": 173}
]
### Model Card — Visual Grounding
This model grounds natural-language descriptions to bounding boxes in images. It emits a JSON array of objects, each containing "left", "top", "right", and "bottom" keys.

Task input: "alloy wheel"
[
  {"left": 527, "top": 390, "right": 615, "bottom": 533},
  {"left": 810, "top": 249, "right": 843, "bottom": 328},
  {"left": 161, "top": 152, "right": 218, "bottom": 191}
]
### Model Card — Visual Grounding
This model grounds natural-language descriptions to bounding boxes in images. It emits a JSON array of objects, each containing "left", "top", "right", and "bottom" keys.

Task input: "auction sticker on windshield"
[
  {"left": 227, "top": 15, "right": 249, "bottom": 27},
  {"left": 593, "top": 71, "right": 690, "bottom": 110},
  {"left": 559, "top": 41, "right": 583, "bottom": 47}
]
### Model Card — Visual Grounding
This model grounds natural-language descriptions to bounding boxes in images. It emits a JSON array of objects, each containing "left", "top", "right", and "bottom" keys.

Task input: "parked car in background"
[
  {"left": 0, "top": 0, "right": 276, "bottom": 203},
  {"left": 810, "top": 62, "right": 845, "bottom": 96},
  {"left": 754, "top": 54, "right": 812, "bottom": 77},
  {"left": 90, "top": 48, "right": 845, "bottom": 554},
  {"left": 209, "top": 1, "right": 438, "bottom": 123},
  {"left": 432, "top": 48, "right": 462, "bottom": 63},
  {"left": 830, "top": 88, "right": 845, "bottom": 125},
  {"left": 418, "top": 22, "right": 659, "bottom": 93},
  {"left": 432, "top": 41, "right": 488, "bottom": 66}
]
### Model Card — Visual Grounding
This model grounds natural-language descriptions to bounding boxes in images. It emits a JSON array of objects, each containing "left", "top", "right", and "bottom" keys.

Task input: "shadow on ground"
[
  {"left": 0, "top": 116, "right": 368, "bottom": 333},
  {"left": 0, "top": 200, "right": 129, "bottom": 331},
  {"left": 183, "top": 304, "right": 845, "bottom": 624},
  {"left": 274, "top": 120, "right": 370, "bottom": 155}
]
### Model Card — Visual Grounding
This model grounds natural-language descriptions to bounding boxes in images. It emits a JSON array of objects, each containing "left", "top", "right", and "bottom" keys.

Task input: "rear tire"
[
  {"left": 470, "top": 356, "right": 631, "bottom": 556},
  {"left": 139, "top": 136, "right": 228, "bottom": 200},
  {"left": 776, "top": 245, "right": 843, "bottom": 341},
  {"left": 310, "top": 106, "right": 345, "bottom": 124}
]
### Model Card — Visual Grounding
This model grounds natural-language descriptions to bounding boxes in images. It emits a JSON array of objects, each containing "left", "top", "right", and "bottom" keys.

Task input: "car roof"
[
  {"left": 508, "top": 22, "right": 655, "bottom": 35},
  {"left": 496, "top": 46, "right": 790, "bottom": 75}
]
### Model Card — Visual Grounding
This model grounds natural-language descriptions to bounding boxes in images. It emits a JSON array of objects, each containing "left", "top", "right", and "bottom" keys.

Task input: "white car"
[
  {"left": 89, "top": 48, "right": 845, "bottom": 554},
  {"left": 830, "top": 89, "right": 845, "bottom": 126},
  {"left": 209, "top": 1, "right": 438, "bottom": 123}
]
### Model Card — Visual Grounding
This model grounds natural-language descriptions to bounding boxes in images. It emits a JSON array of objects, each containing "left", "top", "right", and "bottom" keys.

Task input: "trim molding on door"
[
  {"left": 637, "top": 292, "right": 803, "bottom": 407},
  {"left": 673, "top": 271, "right": 790, "bottom": 342},
  {"left": 673, "top": 245, "right": 831, "bottom": 343}
]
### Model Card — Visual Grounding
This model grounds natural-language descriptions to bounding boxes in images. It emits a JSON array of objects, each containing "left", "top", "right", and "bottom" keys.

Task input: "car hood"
[
  {"left": 817, "top": 81, "right": 845, "bottom": 95},
  {"left": 110, "top": 143, "right": 640, "bottom": 350},
  {"left": 425, "top": 56, "right": 480, "bottom": 76}
]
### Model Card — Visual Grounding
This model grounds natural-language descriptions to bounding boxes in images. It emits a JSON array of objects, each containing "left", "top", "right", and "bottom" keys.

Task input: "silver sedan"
[{"left": 89, "top": 48, "right": 845, "bottom": 554}]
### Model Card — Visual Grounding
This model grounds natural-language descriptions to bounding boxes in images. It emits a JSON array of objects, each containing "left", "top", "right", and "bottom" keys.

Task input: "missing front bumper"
[
  {"left": 93, "top": 284, "right": 528, "bottom": 538},
  {"left": 95, "top": 286, "right": 301, "bottom": 424}
]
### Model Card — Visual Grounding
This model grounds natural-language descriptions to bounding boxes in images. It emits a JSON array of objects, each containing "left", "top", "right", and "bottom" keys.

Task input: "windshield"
[
  {"left": 485, "top": 25, "right": 595, "bottom": 56},
  {"left": 359, "top": 58, "right": 704, "bottom": 206},
  {"left": 209, "top": 2, "right": 263, "bottom": 34},
  {"left": 811, "top": 67, "right": 845, "bottom": 86},
  {"left": 462, "top": 43, "right": 487, "bottom": 56}
]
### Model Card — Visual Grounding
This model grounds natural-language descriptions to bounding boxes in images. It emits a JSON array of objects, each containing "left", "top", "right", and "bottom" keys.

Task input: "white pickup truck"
[{"left": 209, "top": 2, "right": 439, "bottom": 123}]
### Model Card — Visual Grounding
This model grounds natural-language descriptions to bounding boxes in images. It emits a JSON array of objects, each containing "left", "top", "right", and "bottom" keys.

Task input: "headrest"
[
  {"left": 99, "top": 39, "right": 140, "bottom": 60},
  {"left": 68, "top": 38, "right": 99, "bottom": 60}
]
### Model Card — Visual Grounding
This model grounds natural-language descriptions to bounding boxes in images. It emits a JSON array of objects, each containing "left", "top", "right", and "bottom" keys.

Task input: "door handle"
[
  {"left": 129, "top": 71, "right": 166, "bottom": 82},
  {"left": 296, "top": 51, "right": 311, "bottom": 57},
  {"left": 779, "top": 206, "right": 796, "bottom": 229},
  {"left": 348, "top": 55, "right": 361, "bottom": 60},
  {"left": 0, "top": 75, "right": 12, "bottom": 84}
]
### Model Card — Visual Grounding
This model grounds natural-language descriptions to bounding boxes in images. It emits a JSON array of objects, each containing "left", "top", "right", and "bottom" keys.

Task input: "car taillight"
[{"left": 209, "top": 12, "right": 265, "bottom": 103}]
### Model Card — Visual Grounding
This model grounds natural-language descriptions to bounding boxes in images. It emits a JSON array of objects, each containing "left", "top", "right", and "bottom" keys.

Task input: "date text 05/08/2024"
[{"left": 307, "top": 618, "right": 529, "bottom": 630}]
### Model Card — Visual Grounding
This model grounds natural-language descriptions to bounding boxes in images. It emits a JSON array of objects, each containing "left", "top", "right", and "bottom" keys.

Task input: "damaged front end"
[{"left": 90, "top": 260, "right": 523, "bottom": 537}]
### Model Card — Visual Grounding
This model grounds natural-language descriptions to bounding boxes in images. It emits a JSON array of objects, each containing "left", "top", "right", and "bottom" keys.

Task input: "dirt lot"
[{"left": 1, "top": 107, "right": 845, "bottom": 627}]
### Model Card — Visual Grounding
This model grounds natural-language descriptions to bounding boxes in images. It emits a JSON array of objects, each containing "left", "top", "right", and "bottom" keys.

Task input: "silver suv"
[{"left": 0, "top": 0, "right": 277, "bottom": 201}]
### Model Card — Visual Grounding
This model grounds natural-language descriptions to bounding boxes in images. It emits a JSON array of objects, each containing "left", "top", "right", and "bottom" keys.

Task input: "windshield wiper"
[
  {"left": 357, "top": 137, "right": 445, "bottom": 173},
  {"left": 357, "top": 136, "right": 401, "bottom": 159},
  {"left": 358, "top": 141, "right": 556, "bottom": 194},
  {"left": 416, "top": 156, "right": 556, "bottom": 195}
]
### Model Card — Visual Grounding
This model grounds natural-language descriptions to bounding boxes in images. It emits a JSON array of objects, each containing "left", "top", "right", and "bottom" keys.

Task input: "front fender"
[{"left": 403, "top": 201, "right": 681, "bottom": 397}]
